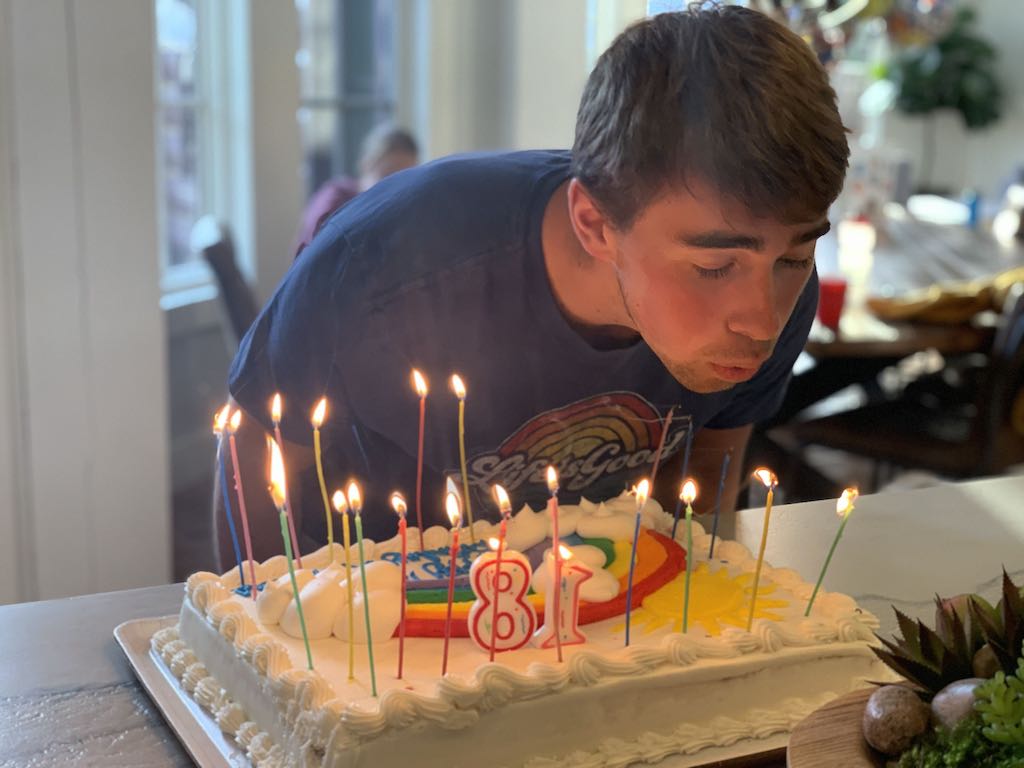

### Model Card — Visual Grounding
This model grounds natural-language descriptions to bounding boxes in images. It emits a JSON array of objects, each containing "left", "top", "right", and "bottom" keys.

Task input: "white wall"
[{"left": 0, "top": 0, "right": 170, "bottom": 602}]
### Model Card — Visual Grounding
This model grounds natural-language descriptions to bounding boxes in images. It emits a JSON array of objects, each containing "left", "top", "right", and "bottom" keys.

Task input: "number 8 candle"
[{"left": 747, "top": 468, "right": 778, "bottom": 632}]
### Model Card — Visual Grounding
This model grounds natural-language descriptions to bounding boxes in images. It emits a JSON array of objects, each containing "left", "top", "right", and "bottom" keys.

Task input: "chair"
[
  {"left": 774, "top": 281, "right": 1024, "bottom": 490},
  {"left": 190, "top": 216, "right": 259, "bottom": 347}
]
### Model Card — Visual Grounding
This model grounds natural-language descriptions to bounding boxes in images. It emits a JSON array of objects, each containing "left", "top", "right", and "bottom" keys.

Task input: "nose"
[{"left": 726, "top": 278, "right": 781, "bottom": 342}]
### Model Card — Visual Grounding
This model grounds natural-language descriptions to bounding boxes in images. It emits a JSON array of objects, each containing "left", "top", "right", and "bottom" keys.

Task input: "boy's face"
[{"left": 609, "top": 180, "right": 829, "bottom": 393}]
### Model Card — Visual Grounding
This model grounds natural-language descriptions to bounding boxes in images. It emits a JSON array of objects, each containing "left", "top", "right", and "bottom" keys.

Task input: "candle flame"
[
  {"left": 836, "top": 487, "right": 859, "bottom": 518},
  {"left": 445, "top": 491, "right": 461, "bottom": 528},
  {"left": 680, "top": 479, "right": 698, "bottom": 504},
  {"left": 390, "top": 492, "right": 407, "bottom": 517},
  {"left": 412, "top": 369, "right": 428, "bottom": 397},
  {"left": 229, "top": 409, "right": 242, "bottom": 433},
  {"left": 493, "top": 484, "right": 511, "bottom": 515},
  {"left": 269, "top": 438, "right": 286, "bottom": 508},
  {"left": 635, "top": 479, "right": 650, "bottom": 508},
  {"left": 213, "top": 404, "right": 231, "bottom": 435},
  {"left": 488, "top": 537, "right": 501, "bottom": 550},
  {"left": 450, "top": 373, "right": 466, "bottom": 400},
  {"left": 753, "top": 467, "right": 778, "bottom": 488},
  {"left": 331, "top": 490, "right": 348, "bottom": 514},
  {"left": 311, "top": 397, "right": 327, "bottom": 428},
  {"left": 558, "top": 544, "right": 573, "bottom": 560},
  {"left": 271, "top": 393, "right": 282, "bottom": 424},
  {"left": 546, "top": 465, "right": 559, "bottom": 494},
  {"left": 346, "top": 481, "right": 362, "bottom": 514}
]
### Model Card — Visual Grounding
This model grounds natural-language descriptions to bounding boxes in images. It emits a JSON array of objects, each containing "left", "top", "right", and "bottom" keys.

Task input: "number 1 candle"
[
  {"left": 441, "top": 489, "right": 462, "bottom": 676},
  {"left": 226, "top": 410, "right": 258, "bottom": 599},
  {"left": 450, "top": 374, "right": 474, "bottom": 542},
  {"left": 680, "top": 479, "right": 698, "bottom": 632},
  {"left": 624, "top": 478, "right": 651, "bottom": 647},
  {"left": 269, "top": 438, "right": 314, "bottom": 670},
  {"left": 746, "top": 468, "right": 778, "bottom": 632},
  {"left": 391, "top": 492, "right": 409, "bottom": 679},
  {"left": 348, "top": 481, "right": 377, "bottom": 697},
  {"left": 270, "top": 394, "right": 302, "bottom": 568},
  {"left": 545, "top": 466, "right": 564, "bottom": 662},
  {"left": 805, "top": 488, "right": 858, "bottom": 616},
  {"left": 311, "top": 397, "right": 332, "bottom": 563},
  {"left": 331, "top": 490, "right": 356, "bottom": 680},
  {"left": 213, "top": 405, "right": 244, "bottom": 588},
  {"left": 411, "top": 370, "right": 428, "bottom": 552}
]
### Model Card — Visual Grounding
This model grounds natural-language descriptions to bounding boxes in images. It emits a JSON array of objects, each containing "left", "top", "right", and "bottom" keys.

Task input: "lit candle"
[
  {"left": 441, "top": 488, "right": 462, "bottom": 676},
  {"left": 468, "top": 537, "right": 535, "bottom": 653},
  {"left": 747, "top": 468, "right": 778, "bottom": 632},
  {"left": 269, "top": 438, "right": 313, "bottom": 669},
  {"left": 680, "top": 479, "right": 698, "bottom": 632},
  {"left": 331, "top": 489, "right": 356, "bottom": 681},
  {"left": 708, "top": 449, "right": 732, "bottom": 559},
  {"left": 311, "top": 397, "right": 332, "bottom": 562},
  {"left": 533, "top": 544, "right": 593, "bottom": 649},
  {"left": 648, "top": 406, "right": 675, "bottom": 489},
  {"left": 412, "top": 369, "right": 428, "bottom": 552},
  {"left": 213, "top": 405, "right": 245, "bottom": 588},
  {"left": 226, "top": 410, "right": 258, "bottom": 599},
  {"left": 805, "top": 488, "right": 859, "bottom": 616},
  {"left": 545, "top": 466, "right": 564, "bottom": 662},
  {"left": 391, "top": 491, "right": 409, "bottom": 679},
  {"left": 624, "top": 478, "right": 651, "bottom": 647},
  {"left": 450, "top": 374, "right": 475, "bottom": 542},
  {"left": 348, "top": 481, "right": 377, "bottom": 697},
  {"left": 488, "top": 484, "right": 513, "bottom": 661},
  {"left": 270, "top": 393, "right": 302, "bottom": 568},
  {"left": 670, "top": 418, "right": 694, "bottom": 540}
]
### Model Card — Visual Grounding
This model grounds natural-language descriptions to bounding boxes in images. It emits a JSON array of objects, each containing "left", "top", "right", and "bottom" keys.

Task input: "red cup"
[{"left": 817, "top": 277, "right": 847, "bottom": 332}]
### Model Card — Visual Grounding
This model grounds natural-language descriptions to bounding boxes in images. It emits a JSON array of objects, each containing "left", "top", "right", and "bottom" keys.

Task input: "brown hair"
[{"left": 571, "top": 4, "right": 849, "bottom": 228}]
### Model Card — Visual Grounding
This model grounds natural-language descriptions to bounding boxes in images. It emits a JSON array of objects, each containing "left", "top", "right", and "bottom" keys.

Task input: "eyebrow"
[{"left": 677, "top": 221, "right": 832, "bottom": 251}]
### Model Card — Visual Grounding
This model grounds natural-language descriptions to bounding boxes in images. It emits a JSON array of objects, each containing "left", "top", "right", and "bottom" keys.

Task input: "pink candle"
[
  {"left": 545, "top": 466, "right": 563, "bottom": 662},
  {"left": 412, "top": 370, "right": 428, "bottom": 552},
  {"left": 391, "top": 492, "right": 409, "bottom": 679},
  {"left": 441, "top": 490, "right": 462, "bottom": 676},
  {"left": 648, "top": 406, "right": 675, "bottom": 489},
  {"left": 227, "top": 410, "right": 258, "bottom": 599},
  {"left": 270, "top": 393, "right": 302, "bottom": 567}
]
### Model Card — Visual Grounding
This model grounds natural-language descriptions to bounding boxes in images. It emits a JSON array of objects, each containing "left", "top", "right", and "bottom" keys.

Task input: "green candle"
[
  {"left": 269, "top": 439, "right": 313, "bottom": 670},
  {"left": 805, "top": 488, "right": 858, "bottom": 617},
  {"left": 680, "top": 479, "right": 698, "bottom": 632},
  {"left": 349, "top": 482, "right": 378, "bottom": 697}
]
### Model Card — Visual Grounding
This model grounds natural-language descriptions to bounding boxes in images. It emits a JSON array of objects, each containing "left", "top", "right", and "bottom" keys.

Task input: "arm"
[
  {"left": 652, "top": 424, "right": 751, "bottom": 520},
  {"left": 211, "top": 397, "right": 316, "bottom": 570}
]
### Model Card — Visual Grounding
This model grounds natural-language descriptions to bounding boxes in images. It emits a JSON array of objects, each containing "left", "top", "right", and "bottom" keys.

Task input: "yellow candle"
[
  {"left": 746, "top": 468, "right": 778, "bottom": 632},
  {"left": 311, "top": 398, "right": 334, "bottom": 556},
  {"left": 332, "top": 489, "right": 356, "bottom": 680},
  {"left": 450, "top": 374, "right": 474, "bottom": 542}
]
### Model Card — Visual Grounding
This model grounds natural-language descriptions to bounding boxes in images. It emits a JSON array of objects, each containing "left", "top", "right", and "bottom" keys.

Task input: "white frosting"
[{"left": 161, "top": 497, "right": 893, "bottom": 768}]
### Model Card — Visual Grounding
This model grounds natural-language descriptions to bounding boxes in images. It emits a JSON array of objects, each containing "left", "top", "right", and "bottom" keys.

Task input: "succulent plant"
[
  {"left": 970, "top": 571, "right": 1024, "bottom": 677},
  {"left": 974, "top": 643, "right": 1024, "bottom": 746}
]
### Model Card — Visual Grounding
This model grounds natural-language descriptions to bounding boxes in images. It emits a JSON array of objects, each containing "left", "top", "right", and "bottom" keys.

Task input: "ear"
[{"left": 567, "top": 179, "right": 619, "bottom": 266}]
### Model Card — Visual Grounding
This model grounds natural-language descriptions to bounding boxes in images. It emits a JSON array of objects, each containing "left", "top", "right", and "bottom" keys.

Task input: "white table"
[{"left": 1, "top": 475, "right": 1021, "bottom": 766}]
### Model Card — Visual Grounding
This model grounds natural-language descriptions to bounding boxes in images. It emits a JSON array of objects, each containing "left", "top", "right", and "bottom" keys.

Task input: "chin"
[{"left": 667, "top": 365, "right": 735, "bottom": 394}]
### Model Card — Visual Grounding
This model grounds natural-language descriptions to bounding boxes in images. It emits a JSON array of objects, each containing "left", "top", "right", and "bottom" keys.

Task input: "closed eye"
[
  {"left": 695, "top": 263, "right": 735, "bottom": 279},
  {"left": 778, "top": 256, "right": 815, "bottom": 270}
]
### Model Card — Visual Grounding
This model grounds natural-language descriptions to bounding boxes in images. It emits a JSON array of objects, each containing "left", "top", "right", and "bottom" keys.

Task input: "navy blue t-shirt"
[{"left": 229, "top": 150, "right": 816, "bottom": 541}]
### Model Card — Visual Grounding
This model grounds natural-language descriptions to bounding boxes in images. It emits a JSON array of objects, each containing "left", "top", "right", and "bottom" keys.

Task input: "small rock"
[
  {"left": 931, "top": 678, "right": 984, "bottom": 730},
  {"left": 863, "top": 685, "right": 930, "bottom": 755}
]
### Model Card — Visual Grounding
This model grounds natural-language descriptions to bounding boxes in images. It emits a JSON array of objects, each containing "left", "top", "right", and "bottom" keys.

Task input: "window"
[{"left": 296, "top": 0, "right": 398, "bottom": 196}]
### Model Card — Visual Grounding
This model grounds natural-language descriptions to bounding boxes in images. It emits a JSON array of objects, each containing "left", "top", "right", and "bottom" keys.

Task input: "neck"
[{"left": 541, "top": 181, "right": 637, "bottom": 343}]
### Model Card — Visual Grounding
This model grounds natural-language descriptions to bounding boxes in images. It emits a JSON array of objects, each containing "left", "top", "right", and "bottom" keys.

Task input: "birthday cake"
[{"left": 153, "top": 492, "right": 889, "bottom": 768}]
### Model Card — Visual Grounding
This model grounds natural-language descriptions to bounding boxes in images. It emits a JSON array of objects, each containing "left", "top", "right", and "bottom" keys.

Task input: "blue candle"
[
  {"left": 213, "top": 407, "right": 245, "bottom": 588},
  {"left": 349, "top": 482, "right": 378, "bottom": 697},
  {"left": 708, "top": 449, "right": 732, "bottom": 559},
  {"left": 670, "top": 418, "right": 694, "bottom": 540},
  {"left": 680, "top": 480, "right": 698, "bottom": 632},
  {"left": 624, "top": 479, "right": 651, "bottom": 647}
]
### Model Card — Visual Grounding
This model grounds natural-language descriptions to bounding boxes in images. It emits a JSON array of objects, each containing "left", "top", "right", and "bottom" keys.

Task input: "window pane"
[
  {"left": 159, "top": 105, "right": 203, "bottom": 267},
  {"left": 156, "top": 0, "right": 198, "bottom": 101}
]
